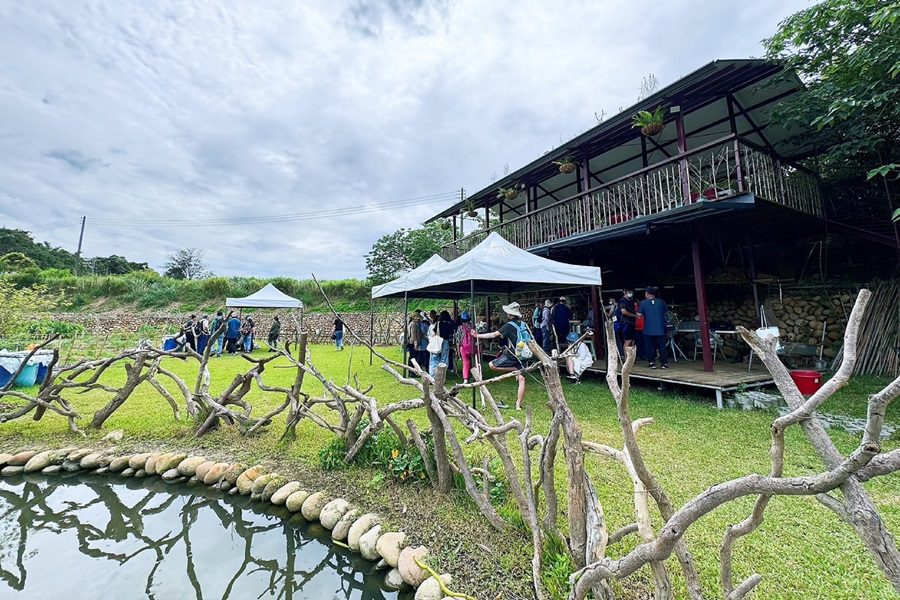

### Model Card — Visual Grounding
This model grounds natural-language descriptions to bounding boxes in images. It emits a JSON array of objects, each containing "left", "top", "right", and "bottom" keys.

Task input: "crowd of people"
[
  {"left": 174, "top": 312, "right": 283, "bottom": 356},
  {"left": 607, "top": 285, "right": 670, "bottom": 369},
  {"left": 404, "top": 296, "right": 594, "bottom": 410}
]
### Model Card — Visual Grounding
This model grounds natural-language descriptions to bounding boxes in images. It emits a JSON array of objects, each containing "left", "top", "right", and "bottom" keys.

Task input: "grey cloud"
[
  {"left": 44, "top": 149, "right": 108, "bottom": 172},
  {"left": 0, "top": 0, "right": 809, "bottom": 279}
]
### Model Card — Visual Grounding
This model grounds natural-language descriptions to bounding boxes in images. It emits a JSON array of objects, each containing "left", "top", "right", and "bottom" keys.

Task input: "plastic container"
[
  {"left": 790, "top": 370, "right": 822, "bottom": 395},
  {"left": 163, "top": 336, "right": 178, "bottom": 351},
  {"left": 0, "top": 364, "right": 38, "bottom": 388}
]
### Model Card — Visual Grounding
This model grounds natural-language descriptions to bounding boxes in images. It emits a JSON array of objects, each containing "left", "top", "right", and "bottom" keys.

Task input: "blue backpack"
[{"left": 511, "top": 321, "right": 533, "bottom": 359}]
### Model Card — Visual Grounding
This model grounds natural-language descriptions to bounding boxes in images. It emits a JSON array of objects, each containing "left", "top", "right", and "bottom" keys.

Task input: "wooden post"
[
  {"left": 747, "top": 238, "right": 761, "bottom": 327},
  {"left": 368, "top": 299, "right": 375, "bottom": 366},
  {"left": 691, "top": 240, "right": 713, "bottom": 372},
  {"left": 675, "top": 107, "right": 691, "bottom": 204},
  {"left": 401, "top": 292, "right": 409, "bottom": 367},
  {"left": 470, "top": 279, "right": 477, "bottom": 408}
]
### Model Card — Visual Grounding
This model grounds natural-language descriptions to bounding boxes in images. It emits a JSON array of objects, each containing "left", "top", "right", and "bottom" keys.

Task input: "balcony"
[{"left": 441, "top": 135, "right": 825, "bottom": 260}]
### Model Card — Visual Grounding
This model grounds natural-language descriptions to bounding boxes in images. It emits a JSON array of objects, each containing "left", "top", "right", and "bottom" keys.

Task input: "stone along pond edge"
[{"left": 0, "top": 448, "right": 468, "bottom": 600}]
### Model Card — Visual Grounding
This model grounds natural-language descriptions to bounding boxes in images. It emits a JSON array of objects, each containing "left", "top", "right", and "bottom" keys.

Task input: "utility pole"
[{"left": 75, "top": 216, "right": 86, "bottom": 274}]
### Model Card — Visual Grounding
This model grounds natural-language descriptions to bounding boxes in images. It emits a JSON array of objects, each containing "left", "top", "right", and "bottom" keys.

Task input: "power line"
[{"left": 86, "top": 190, "right": 459, "bottom": 227}]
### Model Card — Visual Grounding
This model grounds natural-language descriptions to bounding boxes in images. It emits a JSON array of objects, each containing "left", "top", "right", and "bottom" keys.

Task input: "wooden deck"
[{"left": 579, "top": 359, "right": 774, "bottom": 409}]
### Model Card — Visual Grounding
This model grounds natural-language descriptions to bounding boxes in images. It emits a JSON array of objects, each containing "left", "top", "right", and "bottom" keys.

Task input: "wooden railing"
[{"left": 441, "top": 135, "right": 824, "bottom": 259}]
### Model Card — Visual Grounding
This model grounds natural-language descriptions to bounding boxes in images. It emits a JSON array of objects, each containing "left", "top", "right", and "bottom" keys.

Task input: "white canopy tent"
[
  {"left": 370, "top": 254, "right": 447, "bottom": 299},
  {"left": 368, "top": 233, "right": 602, "bottom": 385},
  {"left": 379, "top": 232, "right": 601, "bottom": 298},
  {"left": 226, "top": 284, "right": 303, "bottom": 309}
]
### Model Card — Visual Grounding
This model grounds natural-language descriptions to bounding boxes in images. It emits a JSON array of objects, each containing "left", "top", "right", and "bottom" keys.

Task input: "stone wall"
[
  {"left": 676, "top": 291, "right": 854, "bottom": 359},
  {"left": 51, "top": 310, "right": 406, "bottom": 346}
]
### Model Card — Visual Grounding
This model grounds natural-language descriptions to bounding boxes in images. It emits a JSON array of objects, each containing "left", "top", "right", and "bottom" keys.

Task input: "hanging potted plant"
[
  {"left": 497, "top": 185, "right": 522, "bottom": 201},
  {"left": 553, "top": 156, "right": 577, "bottom": 174},
  {"left": 464, "top": 198, "right": 478, "bottom": 218},
  {"left": 440, "top": 219, "right": 451, "bottom": 230},
  {"left": 632, "top": 106, "right": 667, "bottom": 137}
]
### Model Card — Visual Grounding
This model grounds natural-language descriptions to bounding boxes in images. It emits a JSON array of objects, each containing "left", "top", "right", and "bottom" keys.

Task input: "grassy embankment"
[
  {"left": 0, "top": 343, "right": 897, "bottom": 600},
  {"left": 14, "top": 269, "right": 428, "bottom": 314}
]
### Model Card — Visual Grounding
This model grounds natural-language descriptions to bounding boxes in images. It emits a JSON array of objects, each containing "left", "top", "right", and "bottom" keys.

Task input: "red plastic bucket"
[{"left": 790, "top": 370, "right": 822, "bottom": 395}]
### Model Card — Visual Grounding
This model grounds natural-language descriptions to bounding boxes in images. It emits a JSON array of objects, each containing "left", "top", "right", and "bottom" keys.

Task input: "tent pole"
[
  {"left": 402, "top": 292, "right": 409, "bottom": 367},
  {"left": 692, "top": 239, "right": 714, "bottom": 372},
  {"left": 470, "top": 279, "right": 476, "bottom": 409},
  {"left": 369, "top": 299, "right": 375, "bottom": 366}
]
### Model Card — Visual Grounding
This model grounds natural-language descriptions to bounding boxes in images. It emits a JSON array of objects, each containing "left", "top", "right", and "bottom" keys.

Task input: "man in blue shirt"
[{"left": 638, "top": 286, "right": 668, "bottom": 369}]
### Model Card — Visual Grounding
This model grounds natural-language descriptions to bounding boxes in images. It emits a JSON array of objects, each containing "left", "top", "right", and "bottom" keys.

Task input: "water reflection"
[{"left": 0, "top": 473, "right": 409, "bottom": 600}]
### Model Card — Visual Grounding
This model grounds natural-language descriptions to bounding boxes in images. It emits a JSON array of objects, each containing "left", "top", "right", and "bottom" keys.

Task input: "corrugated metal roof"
[{"left": 429, "top": 59, "right": 813, "bottom": 221}]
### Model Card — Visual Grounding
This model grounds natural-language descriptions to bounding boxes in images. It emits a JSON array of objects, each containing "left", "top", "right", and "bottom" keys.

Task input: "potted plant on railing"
[
  {"left": 632, "top": 106, "right": 666, "bottom": 137},
  {"left": 553, "top": 156, "right": 577, "bottom": 174},
  {"left": 463, "top": 198, "right": 478, "bottom": 218},
  {"left": 497, "top": 185, "right": 522, "bottom": 201}
]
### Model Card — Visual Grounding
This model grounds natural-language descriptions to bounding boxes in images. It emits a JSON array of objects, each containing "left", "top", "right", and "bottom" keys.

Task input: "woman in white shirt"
[{"left": 565, "top": 332, "right": 593, "bottom": 380}]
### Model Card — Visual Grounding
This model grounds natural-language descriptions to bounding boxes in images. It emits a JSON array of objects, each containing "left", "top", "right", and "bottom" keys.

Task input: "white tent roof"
[
  {"left": 226, "top": 283, "right": 303, "bottom": 309},
  {"left": 371, "top": 254, "right": 448, "bottom": 299},
  {"left": 382, "top": 232, "right": 601, "bottom": 299}
]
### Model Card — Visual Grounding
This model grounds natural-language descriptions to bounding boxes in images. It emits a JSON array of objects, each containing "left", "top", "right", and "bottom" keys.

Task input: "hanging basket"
[
  {"left": 558, "top": 162, "right": 576, "bottom": 174},
  {"left": 467, "top": 210, "right": 478, "bottom": 218},
  {"left": 504, "top": 190, "right": 519, "bottom": 201},
  {"left": 440, "top": 220, "right": 451, "bottom": 230},
  {"left": 641, "top": 122, "right": 664, "bottom": 137}
]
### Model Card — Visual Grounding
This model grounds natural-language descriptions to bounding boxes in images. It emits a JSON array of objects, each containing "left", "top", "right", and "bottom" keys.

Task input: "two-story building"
[{"left": 427, "top": 59, "right": 898, "bottom": 404}]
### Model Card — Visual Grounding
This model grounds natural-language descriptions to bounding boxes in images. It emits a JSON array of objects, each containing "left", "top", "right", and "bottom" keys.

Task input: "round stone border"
[{"left": 0, "top": 448, "right": 462, "bottom": 600}]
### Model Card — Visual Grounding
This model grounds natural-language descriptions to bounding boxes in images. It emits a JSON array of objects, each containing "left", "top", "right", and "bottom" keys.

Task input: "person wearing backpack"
[
  {"left": 474, "top": 302, "right": 532, "bottom": 411},
  {"left": 455, "top": 311, "right": 476, "bottom": 384}
]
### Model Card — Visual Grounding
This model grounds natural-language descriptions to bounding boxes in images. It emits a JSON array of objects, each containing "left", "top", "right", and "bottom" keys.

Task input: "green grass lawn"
[{"left": 1, "top": 343, "right": 898, "bottom": 600}]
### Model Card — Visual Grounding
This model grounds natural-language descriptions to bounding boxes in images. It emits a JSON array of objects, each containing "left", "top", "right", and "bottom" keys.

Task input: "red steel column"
[
  {"left": 675, "top": 108, "right": 691, "bottom": 204},
  {"left": 692, "top": 240, "right": 713, "bottom": 372}
]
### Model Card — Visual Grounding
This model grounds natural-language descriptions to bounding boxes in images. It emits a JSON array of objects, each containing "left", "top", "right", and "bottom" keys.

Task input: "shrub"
[
  {"left": 319, "top": 437, "right": 348, "bottom": 471},
  {"left": 26, "top": 319, "right": 85, "bottom": 337}
]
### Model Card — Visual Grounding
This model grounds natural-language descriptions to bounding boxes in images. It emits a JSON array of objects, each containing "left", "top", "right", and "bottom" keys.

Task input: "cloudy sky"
[{"left": 0, "top": 0, "right": 809, "bottom": 279}]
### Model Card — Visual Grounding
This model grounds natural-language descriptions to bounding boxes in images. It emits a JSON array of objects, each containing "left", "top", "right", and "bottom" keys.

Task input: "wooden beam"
[{"left": 691, "top": 240, "right": 714, "bottom": 373}]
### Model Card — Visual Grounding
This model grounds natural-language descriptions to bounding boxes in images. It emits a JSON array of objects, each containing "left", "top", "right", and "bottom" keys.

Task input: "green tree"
[
  {"left": 89, "top": 255, "right": 149, "bottom": 275},
  {"left": 0, "top": 252, "right": 38, "bottom": 272},
  {"left": 0, "top": 228, "right": 82, "bottom": 271},
  {"left": 365, "top": 221, "right": 452, "bottom": 284},
  {"left": 0, "top": 280, "right": 63, "bottom": 337},
  {"left": 765, "top": 0, "right": 900, "bottom": 182},
  {"left": 164, "top": 247, "right": 210, "bottom": 280}
]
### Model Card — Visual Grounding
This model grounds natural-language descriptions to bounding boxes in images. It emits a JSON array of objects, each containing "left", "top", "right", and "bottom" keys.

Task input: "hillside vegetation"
[{"left": 12, "top": 269, "right": 379, "bottom": 313}]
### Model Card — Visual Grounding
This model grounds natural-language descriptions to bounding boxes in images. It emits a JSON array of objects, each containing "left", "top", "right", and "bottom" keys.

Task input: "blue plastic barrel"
[
  {"left": 36, "top": 363, "right": 49, "bottom": 384},
  {"left": 0, "top": 364, "right": 38, "bottom": 388},
  {"left": 15, "top": 364, "right": 38, "bottom": 387}
]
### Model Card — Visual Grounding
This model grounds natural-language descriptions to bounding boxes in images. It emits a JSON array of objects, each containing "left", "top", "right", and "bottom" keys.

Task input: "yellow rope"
[{"left": 414, "top": 557, "right": 476, "bottom": 600}]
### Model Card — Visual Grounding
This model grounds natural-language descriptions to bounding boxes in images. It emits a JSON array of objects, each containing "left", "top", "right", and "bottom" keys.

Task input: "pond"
[{"left": 0, "top": 473, "right": 410, "bottom": 599}]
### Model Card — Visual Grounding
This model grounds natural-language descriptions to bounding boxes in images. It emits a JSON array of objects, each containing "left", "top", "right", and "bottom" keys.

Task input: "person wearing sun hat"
[
  {"left": 565, "top": 331, "right": 593, "bottom": 381},
  {"left": 473, "top": 301, "right": 532, "bottom": 410}
]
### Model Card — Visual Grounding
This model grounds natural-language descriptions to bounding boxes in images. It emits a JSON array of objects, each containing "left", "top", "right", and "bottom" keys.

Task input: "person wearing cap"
[
  {"left": 455, "top": 311, "right": 476, "bottom": 383},
  {"left": 474, "top": 301, "right": 530, "bottom": 410},
  {"left": 638, "top": 286, "right": 668, "bottom": 369},
  {"left": 552, "top": 296, "right": 573, "bottom": 349},
  {"left": 565, "top": 331, "right": 593, "bottom": 380},
  {"left": 616, "top": 288, "right": 638, "bottom": 351}
]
